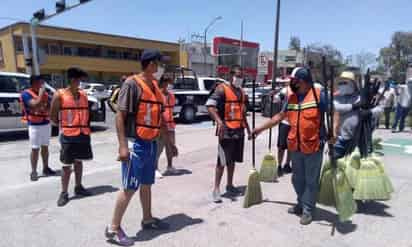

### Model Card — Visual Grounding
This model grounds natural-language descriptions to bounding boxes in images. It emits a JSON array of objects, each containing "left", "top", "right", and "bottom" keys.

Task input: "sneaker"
[
  {"left": 277, "top": 166, "right": 283, "bottom": 177},
  {"left": 300, "top": 212, "right": 313, "bottom": 225},
  {"left": 57, "top": 192, "right": 69, "bottom": 207},
  {"left": 105, "top": 226, "right": 134, "bottom": 246},
  {"left": 226, "top": 185, "right": 241, "bottom": 195},
  {"left": 283, "top": 163, "right": 292, "bottom": 174},
  {"left": 287, "top": 205, "right": 303, "bottom": 216},
  {"left": 30, "top": 171, "right": 38, "bottom": 182},
  {"left": 155, "top": 170, "right": 164, "bottom": 179},
  {"left": 141, "top": 218, "right": 170, "bottom": 230},
  {"left": 43, "top": 167, "right": 57, "bottom": 176},
  {"left": 212, "top": 189, "right": 222, "bottom": 203},
  {"left": 74, "top": 185, "right": 92, "bottom": 197}
]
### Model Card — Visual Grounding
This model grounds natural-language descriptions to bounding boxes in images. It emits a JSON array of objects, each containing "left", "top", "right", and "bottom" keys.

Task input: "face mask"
[
  {"left": 338, "top": 83, "right": 355, "bottom": 95},
  {"left": 153, "top": 66, "right": 165, "bottom": 81},
  {"left": 232, "top": 77, "right": 243, "bottom": 88},
  {"left": 290, "top": 83, "right": 299, "bottom": 93}
]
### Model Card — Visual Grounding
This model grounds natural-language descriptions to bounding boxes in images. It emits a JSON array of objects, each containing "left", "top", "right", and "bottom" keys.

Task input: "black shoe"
[
  {"left": 283, "top": 163, "right": 292, "bottom": 174},
  {"left": 277, "top": 166, "right": 283, "bottom": 177},
  {"left": 287, "top": 205, "right": 303, "bottom": 216},
  {"left": 74, "top": 185, "right": 92, "bottom": 197},
  {"left": 141, "top": 218, "right": 170, "bottom": 230},
  {"left": 43, "top": 167, "right": 57, "bottom": 176},
  {"left": 300, "top": 212, "right": 313, "bottom": 225},
  {"left": 30, "top": 171, "right": 38, "bottom": 182},
  {"left": 57, "top": 192, "right": 69, "bottom": 207},
  {"left": 226, "top": 185, "right": 241, "bottom": 195}
]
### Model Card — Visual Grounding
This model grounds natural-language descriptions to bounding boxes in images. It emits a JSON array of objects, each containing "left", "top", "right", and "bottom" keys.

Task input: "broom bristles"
[
  {"left": 259, "top": 153, "right": 278, "bottom": 182},
  {"left": 354, "top": 160, "right": 391, "bottom": 201},
  {"left": 243, "top": 169, "right": 263, "bottom": 208}
]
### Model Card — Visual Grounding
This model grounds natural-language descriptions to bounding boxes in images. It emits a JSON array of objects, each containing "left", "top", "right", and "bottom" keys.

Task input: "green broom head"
[
  {"left": 243, "top": 168, "right": 263, "bottom": 208},
  {"left": 350, "top": 151, "right": 362, "bottom": 169},
  {"left": 369, "top": 155, "right": 394, "bottom": 194},
  {"left": 318, "top": 167, "right": 335, "bottom": 206},
  {"left": 354, "top": 159, "right": 391, "bottom": 201},
  {"left": 335, "top": 168, "right": 357, "bottom": 222},
  {"left": 259, "top": 153, "right": 278, "bottom": 182},
  {"left": 344, "top": 151, "right": 361, "bottom": 189}
]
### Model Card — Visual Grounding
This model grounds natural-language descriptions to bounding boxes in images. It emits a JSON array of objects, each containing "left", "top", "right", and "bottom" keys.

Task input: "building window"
[
  {"left": 48, "top": 43, "right": 61, "bottom": 55},
  {"left": 63, "top": 46, "right": 74, "bottom": 56},
  {"left": 107, "top": 49, "right": 119, "bottom": 59},
  {"left": 285, "top": 56, "right": 296, "bottom": 62},
  {"left": 14, "top": 36, "right": 24, "bottom": 52}
]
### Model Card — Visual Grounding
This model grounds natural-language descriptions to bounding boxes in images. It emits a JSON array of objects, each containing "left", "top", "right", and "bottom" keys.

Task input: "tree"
[
  {"left": 289, "top": 36, "right": 301, "bottom": 51},
  {"left": 304, "top": 43, "right": 344, "bottom": 81},
  {"left": 353, "top": 51, "right": 376, "bottom": 74}
]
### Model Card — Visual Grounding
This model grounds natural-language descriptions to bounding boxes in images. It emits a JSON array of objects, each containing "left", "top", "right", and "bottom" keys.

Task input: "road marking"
[
  {"left": 382, "top": 142, "right": 412, "bottom": 155},
  {"left": 382, "top": 142, "right": 402, "bottom": 148}
]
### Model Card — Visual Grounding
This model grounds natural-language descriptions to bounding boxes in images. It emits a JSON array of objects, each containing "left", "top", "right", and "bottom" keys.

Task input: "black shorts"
[
  {"left": 217, "top": 137, "right": 245, "bottom": 166},
  {"left": 60, "top": 141, "right": 93, "bottom": 165},
  {"left": 277, "top": 122, "right": 291, "bottom": 150}
]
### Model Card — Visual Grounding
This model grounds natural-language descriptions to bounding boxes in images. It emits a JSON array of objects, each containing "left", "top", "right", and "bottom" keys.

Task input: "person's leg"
[
  {"left": 41, "top": 146, "right": 49, "bottom": 170},
  {"left": 392, "top": 105, "right": 401, "bottom": 130},
  {"left": 73, "top": 160, "right": 83, "bottom": 187},
  {"left": 31, "top": 148, "right": 40, "bottom": 174},
  {"left": 110, "top": 190, "right": 136, "bottom": 230},
  {"left": 277, "top": 148, "right": 285, "bottom": 168},
  {"left": 290, "top": 152, "right": 305, "bottom": 208},
  {"left": 165, "top": 132, "right": 175, "bottom": 169},
  {"left": 140, "top": 185, "right": 152, "bottom": 221},
  {"left": 301, "top": 151, "right": 323, "bottom": 215},
  {"left": 384, "top": 108, "right": 391, "bottom": 129},
  {"left": 226, "top": 162, "right": 235, "bottom": 187},
  {"left": 399, "top": 107, "right": 408, "bottom": 132},
  {"left": 61, "top": 166, "right": 72, "bottom": 193},
  {"left": 214, "top": 165, "right": 225, "bottom": 191}
]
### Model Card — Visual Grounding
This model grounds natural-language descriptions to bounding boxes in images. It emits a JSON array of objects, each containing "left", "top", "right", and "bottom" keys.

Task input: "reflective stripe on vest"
[
  {"left": 163, "top": 92, "right": 176, "bottom": 130},
  {"left": 221, "top": 83, "right": 245, "bottom": 129},
  {"left": 133, "top": 76, "right": 164, "bottom": 140},
  {"left": 20, "top": 89, "right": 50, "bottom": 123},
  {"left": 286, "top": 88, "right": 321, "bottom": 154},
  {"left": 59, "top": 89, "right": 90, "bottom": 136}
]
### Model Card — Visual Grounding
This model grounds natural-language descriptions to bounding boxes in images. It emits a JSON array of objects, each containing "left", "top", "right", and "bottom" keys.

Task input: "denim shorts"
[{"left": 122, "top": 138, "right": 157, "bottom": 191}]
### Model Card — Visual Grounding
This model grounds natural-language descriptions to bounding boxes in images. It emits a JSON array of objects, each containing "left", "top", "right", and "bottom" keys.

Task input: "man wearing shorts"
[
  {"left": 50, "top": 67, "right": 93, "bottom": 207},
  {"left": 20, "top": 75, "right": 56, "bottom": 181},
  {"left": 105, "top": 49, "right": 170, "bottom": 246},
  {"left": 207, "top": 65, "right": 251, "bottom": 203}
]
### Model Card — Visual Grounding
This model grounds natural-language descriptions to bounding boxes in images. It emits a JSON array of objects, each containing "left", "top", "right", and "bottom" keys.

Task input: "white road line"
[{"left": 381, "top": 142, "right": 403, "bottom": 148}]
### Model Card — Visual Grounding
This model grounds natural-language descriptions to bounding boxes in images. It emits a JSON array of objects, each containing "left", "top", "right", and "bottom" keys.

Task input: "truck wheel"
[{"left": 180, "top": 106, "right": 196, "bottom": 123}]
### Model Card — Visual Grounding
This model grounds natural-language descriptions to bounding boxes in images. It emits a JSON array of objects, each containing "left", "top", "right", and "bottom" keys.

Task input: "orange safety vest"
[
  {"left": 286, "top": 87, "right": 321, "bottom": 154},
  {"left": 162, "top": 92, "right": 176, "bottom": 130},
  {"left": 133, "top": 76, "right": 164, "bottom": 141},
  {"left": 59, "top": 88, "right": 91, "bottom": 137},
  {"left": 20, "top": 89, "right": 50, "bottom": 124},
  {"left": 221, "top": 83, "right": 246, "bottom": 129}
]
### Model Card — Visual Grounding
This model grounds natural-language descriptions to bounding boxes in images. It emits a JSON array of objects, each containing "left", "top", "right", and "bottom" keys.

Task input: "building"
[
  {"left": 0, "top": 22, "right": 182, "bottom": 88},
  {"left": 257, "top": 50, "right": 304, "bottom": 82},
  {"left": 180, "top": 41, "right": 216, "bottom": 77}
]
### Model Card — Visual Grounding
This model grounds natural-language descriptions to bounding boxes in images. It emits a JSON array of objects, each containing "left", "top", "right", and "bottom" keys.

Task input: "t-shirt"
[
  {"left": 206, "top": 82, "right": 248, "bottom": 139},
  {"left": 21, "top": 90, "right": 50, "bottom": 126}
]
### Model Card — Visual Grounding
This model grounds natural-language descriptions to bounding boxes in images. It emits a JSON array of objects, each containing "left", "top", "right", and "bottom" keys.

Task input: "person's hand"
[
  {"left": 118, "top": 145, "right": 130, "bottom": 162},
  {"left": 39, "top": 85, "right": 46, "bottom": 96},
  {"left": 328, "top": 135, "right": 337, "bottom": 145},
  {"left": 247, "top": 133, "right": 253, "bottom": 140},
  {"left": 216, "top": 121, "right": 225, "bottom": 139},
  {"left": 251, "top": 128, "right": 262, "bottom": 140}
]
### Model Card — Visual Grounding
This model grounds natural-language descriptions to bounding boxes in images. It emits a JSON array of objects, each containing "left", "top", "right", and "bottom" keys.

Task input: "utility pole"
[
  {"left": 239, "top": 20, "right": 244, "bottom": 70},
  {"left": 203, "top": 16, "right": 222, "bottom": 76}
]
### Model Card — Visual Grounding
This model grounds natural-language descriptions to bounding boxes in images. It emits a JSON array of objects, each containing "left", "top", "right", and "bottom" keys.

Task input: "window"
[
  {"left": 13, "top": 37, "right": 24, "bottom": 52},
  {"left": 63, "top": 46, "right": 74, "bottom": 56},
  {"left": 285, "top": 56, "right": 296, "bottom": 62},
  {"left": 107, "top": 49, "right": 119, "bottom": 59},
  {"left": 48, "top": 44, "right": 61, "bottom": 55},
  {"left": 0, "top": 75, "right": 30, "bottom": 93},
  {"left": 173, "top": 78, "right": 199, "bottom": 90},
  {"left": 204, "top": 79, "right": 217, "bottom": 91}
]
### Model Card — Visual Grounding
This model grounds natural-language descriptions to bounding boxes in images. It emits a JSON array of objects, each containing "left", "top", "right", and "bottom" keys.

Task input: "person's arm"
[
  {"left": 27, "top": 87, "right": 46, "bottom": 108},
  {"left": 252, "top": 111, "right": 286, "bottom": 138},
  {"left": 206, "top": 85, "right": 225, "bottom": 138},
  {"left": 50, "top": 92, "right": 61, "bottom": 126},
  {"left": 207, "top": 106, "right": 225, "bottom": 138},
  {"left": 116, "top": 111, "right": 129, "bottom": 162}
]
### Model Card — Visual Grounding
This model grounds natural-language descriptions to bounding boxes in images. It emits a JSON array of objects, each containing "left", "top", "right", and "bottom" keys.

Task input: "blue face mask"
[{"left": 338, "top": 83, "right": 355, "bottom": 95}]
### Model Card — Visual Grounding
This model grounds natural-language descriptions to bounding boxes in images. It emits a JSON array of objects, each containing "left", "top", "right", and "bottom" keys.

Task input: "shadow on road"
[
  {"left": 162, "top": 168, "right": 192, "bottom": 177},
  {"left": 0, "top": 131, "right": 28, "bottom": 142},
  {"left": 70, "top": 185, "right": 118, "bottom": 200},
  {"left": 175, "top": 115, "right": 212, "bottom": 125},
  {"left": 134, "top": 213, "right": 204, "bottom": 242},
  {"left": 262, "top": 200, "right": 358, "bottom": 235},
  {"left": 356, "top": 201, "right": 393, "bottom": 217},
  {"left": 37, "top": 169, "right": 62, "bottom": 179},
  {"left": 221, "top": 185, "right": 246, "bottom": 202}
]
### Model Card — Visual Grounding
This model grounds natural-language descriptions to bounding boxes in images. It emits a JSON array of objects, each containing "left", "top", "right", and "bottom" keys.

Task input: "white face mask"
[
  {"left": 338, "top": 82, "right": 355, "bottom": 95},
  {"left": 232, "top": 77, "right": 243, "bottom": 88},
  {"left": 153, "top": 66, "right": 165, "bottom": 81}
]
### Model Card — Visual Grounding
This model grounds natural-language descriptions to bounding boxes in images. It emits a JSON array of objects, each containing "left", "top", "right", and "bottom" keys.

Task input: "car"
[
  {"left": 0, "top": 72, "right": 105, "bottom": 133},
  {"left": 107, "top": 84, "right": 120, "bottom": 96},
  {"left": 242, "top": 81, "right": 271, "bottom": 111},
  {"left": 80, "top": 82, "right": 111, "bottom": 100}
]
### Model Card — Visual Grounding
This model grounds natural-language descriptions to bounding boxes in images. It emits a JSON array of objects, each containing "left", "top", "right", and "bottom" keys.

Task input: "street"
[{"left": 0, "top": 109, "right": 412, "bottom": 247}]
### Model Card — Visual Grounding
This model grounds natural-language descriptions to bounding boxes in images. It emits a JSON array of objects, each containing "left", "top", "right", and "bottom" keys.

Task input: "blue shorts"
[{"left": 122, "top": 138, "right": 157, "bottom": 191}]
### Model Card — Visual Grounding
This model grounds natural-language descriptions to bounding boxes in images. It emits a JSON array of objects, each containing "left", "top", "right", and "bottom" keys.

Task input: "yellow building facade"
[{"left": 0, "top": 22, "right": 186, "bottom": 87}]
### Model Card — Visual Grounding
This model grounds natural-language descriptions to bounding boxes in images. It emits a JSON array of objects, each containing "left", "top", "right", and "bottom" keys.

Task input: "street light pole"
[{"left": 203, "top": 16, "right": 222, "bottom": 76}]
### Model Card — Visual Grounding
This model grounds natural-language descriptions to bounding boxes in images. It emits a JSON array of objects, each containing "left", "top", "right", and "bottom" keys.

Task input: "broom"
[{"left": 244, "top": 79, "right": 263, "bottom": 208}]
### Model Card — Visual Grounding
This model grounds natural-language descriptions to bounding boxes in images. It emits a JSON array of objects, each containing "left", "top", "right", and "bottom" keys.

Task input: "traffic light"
[
  {"left": 56, "top": 0, "right": 66, "bottom": 13},
  {"left": 33, "top": 9, "right": 46, "bottom": 21}
]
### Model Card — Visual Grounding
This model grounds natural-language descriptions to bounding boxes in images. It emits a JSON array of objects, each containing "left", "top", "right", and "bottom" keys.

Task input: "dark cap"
[
  {"left": 30, "top": 75, "right": 44, "bottom": 84},
  {"left": 67, "top": 67, "right": 88, "bottom": 79},
  {"left": 290, "top": 67, "right": 313, "bottom": 84},
  {"left": 140, "top": 49, "right": 164, "bottom": 63}
]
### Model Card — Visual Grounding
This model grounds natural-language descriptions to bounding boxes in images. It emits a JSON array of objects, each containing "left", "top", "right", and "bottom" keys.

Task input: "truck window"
[
  {"left": 0, "top": 75, "right": 30, "bottom": 93},
  {"left": 174, "top": 78, "right": 199, "bottom": 90},
  {"left": 204, "top": 79, "right": 217, "bottom": 91}
]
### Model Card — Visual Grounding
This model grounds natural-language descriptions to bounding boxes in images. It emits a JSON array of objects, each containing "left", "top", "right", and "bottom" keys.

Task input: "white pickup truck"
[
  {"left": 0, "top": 72, "right": 106, "bottom": 133},
  {"left": 172, "top": 76, "right": 228, "bottom": 123}
]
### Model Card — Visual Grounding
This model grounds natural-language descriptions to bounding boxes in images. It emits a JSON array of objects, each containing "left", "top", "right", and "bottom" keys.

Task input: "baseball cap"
[
  {"left": 290, "top": 67, "right": 313, "bottom": 84},
  {"left": 141, "top": 49, "right": 165, "bottom": 63}
]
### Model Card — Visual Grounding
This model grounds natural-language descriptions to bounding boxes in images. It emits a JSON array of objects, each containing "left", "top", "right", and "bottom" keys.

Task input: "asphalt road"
[{"left": 0, "top": 109, "right": 412, "bottom": 247}]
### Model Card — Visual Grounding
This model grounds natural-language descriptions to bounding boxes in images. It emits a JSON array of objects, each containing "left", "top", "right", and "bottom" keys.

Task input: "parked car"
[
  {"left": 242, "top": 81, "right": 271, "bottom": 111},
  {"left": 0, "top": 72, "right": 105, "bottom": 133},
  {"left": 80, "top": 83, "right": 111, "bottom": 100}
]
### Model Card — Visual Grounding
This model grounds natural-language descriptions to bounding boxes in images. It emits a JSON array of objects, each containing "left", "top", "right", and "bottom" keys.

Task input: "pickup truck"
[
  {"left": 0, "top": 72, "right": 105, "bottom": 133},
  {"left": 172, "top": 75, "right": 228, "bottom": 123}
]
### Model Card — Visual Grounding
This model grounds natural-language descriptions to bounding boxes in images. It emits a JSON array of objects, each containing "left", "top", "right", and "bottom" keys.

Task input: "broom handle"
[
  {"left": 252, "top": 79, "right": 256, "bottom": 168},
  {"left": 329, "top": 66, "right": 337, "bottom": 169}
]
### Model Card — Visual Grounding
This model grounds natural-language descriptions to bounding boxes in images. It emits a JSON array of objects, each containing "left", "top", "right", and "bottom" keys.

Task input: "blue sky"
[{"left": 1, "top": 0, "right": 411, "bottom": 57}]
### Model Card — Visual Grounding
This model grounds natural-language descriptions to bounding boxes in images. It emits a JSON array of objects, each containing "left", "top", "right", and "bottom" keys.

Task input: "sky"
[{"left": 1, "top": 0, "right": 411, "bottom": 58}]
